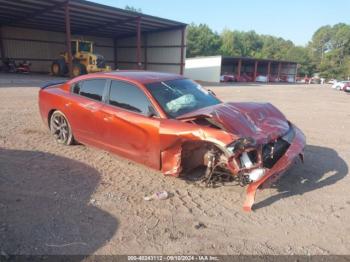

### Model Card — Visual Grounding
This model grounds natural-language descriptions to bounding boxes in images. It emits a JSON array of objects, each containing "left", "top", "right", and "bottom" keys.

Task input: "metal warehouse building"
[
  {"left": 0, "top": 0, "right": 186, "bottom": 75},
  {"left": 185, "top": 56, "right": 298, "bottom": 83}
]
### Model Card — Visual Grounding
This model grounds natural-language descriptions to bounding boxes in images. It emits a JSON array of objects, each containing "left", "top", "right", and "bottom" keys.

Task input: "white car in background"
[
  {"left": 255, "top": 75, "right": 268, "bottom": 83},
  {"left": 332, "top": 81, "right": 350, "bottom": 90},
  {"left": 328, "top": 79, "right": 337, "bottom": 84}
]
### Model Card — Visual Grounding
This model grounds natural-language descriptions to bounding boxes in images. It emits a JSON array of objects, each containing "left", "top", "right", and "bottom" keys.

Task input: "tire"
[
  {"left": 49, "top": 111, "right": 74, "bottom": 145},
  {"left": 72, "top": 63, "right": 87, "bottom": 77},
  {"left": 51, "top": 59, "right": 67, "bottom": 76}
]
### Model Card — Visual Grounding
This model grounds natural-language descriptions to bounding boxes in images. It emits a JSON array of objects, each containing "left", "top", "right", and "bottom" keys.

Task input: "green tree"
[
  {"left": 241, "top": 31, "right": 264, "bottom": 57},
  {"left": 186, "top": 21, "right": 350, "bottom": 78},
  {"left": 220, "top": 30, "right": 263, "bottom": 57},
  {"left": 309, "top": 23, "right": 350, "bottom": 78},
  {"left": 309, "top": 25, "right": 332, "bottom": 63},
  {"left": 220, "top": 29, "right": 235, "bottom": 56},
  {"left": 285, "top": 46, "right": 314, "bottom": 76},
  {"left": 125, "top": 5, "right": 142, "bottom": 13},
  {"left": 186, "top": 23, "right": 221, "bottom": 57}
]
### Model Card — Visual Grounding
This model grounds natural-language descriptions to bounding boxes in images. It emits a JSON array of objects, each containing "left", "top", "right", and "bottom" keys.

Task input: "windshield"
[
  {"left": 79, "top": 42, "right": 92, "bottom": 52},
  {"left": 146, "top": 79, "right": 221, "bottom": 118}
]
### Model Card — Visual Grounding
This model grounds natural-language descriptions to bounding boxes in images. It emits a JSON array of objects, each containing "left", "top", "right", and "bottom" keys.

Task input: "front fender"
[{"left": 159, "top": 119, "right": 236, "bottom": 176}]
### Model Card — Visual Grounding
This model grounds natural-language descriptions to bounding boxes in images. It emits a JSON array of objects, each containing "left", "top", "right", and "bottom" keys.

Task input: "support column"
[
  {"left": 113, "top": 38, "right": 118, "bottom": 70},
  {"left": 267, "top": 61, "right": 271, "bottom": 83},
  {"left": 0, "top": 25, "right": 5, "bottom": 61},
  {"left": 253, "top": 60, "right": 258, "bottom": 82},
  {"left": 144, "top": 33, "right": 148, "bottom": 70},
  {"left": 277, "top": 62, "right": 282, "bottom": 81},
  {"left": 65, "top": 1, "right": 73, "bottom": 77},
  {"left": 237, "top": 59, "right": 242, "bottom": 80},
  {"left": 136, "top": 17, "right": 142, "bottom": 70},
  {"left": 180, "top": 26, "right": 186, "bottom": 75}
]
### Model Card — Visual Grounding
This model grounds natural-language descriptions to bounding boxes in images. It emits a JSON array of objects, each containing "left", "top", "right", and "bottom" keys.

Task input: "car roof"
[{"left": 101, "top": 70, "right": 185, "bottom": 84}]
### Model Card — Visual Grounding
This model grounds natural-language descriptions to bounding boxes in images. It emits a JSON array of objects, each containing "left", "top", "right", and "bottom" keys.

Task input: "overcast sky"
[{"left": 93, "top": 0, "right": 350, "bottom": 46}]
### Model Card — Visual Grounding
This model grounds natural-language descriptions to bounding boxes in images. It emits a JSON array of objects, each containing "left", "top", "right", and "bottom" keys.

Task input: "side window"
[
  {"left": 79, "top": 79, "right": 106, "bottom": 101},
  {"left": 109, "top": 80, "right": 155, "bottom": 116}
]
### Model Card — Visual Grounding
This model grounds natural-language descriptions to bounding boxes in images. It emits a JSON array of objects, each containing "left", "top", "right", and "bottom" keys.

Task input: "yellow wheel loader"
[{"left": 51, "top": 40, "right": 111, "bottom": 77}]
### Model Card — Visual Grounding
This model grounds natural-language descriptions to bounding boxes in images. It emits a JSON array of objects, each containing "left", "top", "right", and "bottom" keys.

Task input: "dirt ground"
[{"left": 0, "top": 73, "right": 349, "bottom": 255}]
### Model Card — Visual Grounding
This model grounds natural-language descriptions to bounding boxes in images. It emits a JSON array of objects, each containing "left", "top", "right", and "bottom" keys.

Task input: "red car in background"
[
  {"left": 39, "top": 71, "right": 306, "bottom": 211},
  {"left": 343, "top": 82, "right": 350, "bottom": 92}
]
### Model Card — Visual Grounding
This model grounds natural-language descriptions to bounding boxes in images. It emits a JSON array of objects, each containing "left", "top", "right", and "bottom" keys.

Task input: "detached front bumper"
[{"left": 242, "top": 125, "right": 306, "bottom": 211}]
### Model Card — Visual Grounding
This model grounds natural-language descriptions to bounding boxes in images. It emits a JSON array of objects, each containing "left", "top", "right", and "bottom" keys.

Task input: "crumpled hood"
[{"left": 178, "top": 102, "right": 290, "bottom": 143}]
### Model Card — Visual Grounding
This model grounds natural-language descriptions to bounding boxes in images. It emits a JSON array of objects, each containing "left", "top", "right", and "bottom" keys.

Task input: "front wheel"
[
  {"left": 72, "top": 63, "right": 87, "bottom": 77},
  {"left": 50, "top": 111, "right": 74, "bottom": 145},
  {"left": 51, "top": 60, "right": 67, "bottom": 76}
]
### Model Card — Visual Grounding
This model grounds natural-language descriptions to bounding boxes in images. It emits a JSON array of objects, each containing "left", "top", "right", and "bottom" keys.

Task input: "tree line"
[{"left": 186, "top": 23, "right": 350, "bottom": 79}]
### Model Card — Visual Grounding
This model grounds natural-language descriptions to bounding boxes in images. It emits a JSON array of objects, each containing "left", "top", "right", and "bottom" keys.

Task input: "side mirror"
[{"left": 147, "top": 106, "right": 158, "bottom": 118}]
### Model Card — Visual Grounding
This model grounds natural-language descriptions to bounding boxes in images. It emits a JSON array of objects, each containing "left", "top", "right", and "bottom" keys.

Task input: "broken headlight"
[{"left": 227, "top": 137, "right": 256, "bottom": 154}]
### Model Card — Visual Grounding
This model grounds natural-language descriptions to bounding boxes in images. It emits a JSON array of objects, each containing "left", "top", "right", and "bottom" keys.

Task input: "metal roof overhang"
[
  {"left": 0, "top": 0, "right": 187, "bottom": 38},
  {"left": 222, "top": 56, "right": 297, "bottom": 64}
]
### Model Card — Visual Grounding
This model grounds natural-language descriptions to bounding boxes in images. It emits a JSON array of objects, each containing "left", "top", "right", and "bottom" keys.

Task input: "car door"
[
  {"left": 67, "top": 78, "right": 108, "bottom": 145},
  {"left": 99, "top": 79, "right": 161, "bottom": 170}
]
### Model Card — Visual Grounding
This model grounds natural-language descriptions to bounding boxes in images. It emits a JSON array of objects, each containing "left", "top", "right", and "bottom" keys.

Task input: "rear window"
[{"left": 72, "top": 79, "right": 106, "bottom": 101}]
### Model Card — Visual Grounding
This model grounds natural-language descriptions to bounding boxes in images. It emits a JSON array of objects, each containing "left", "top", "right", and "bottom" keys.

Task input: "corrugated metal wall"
[
  {"left": 1, "top": 26, "right": 115, "bottom": 72},
  {"left": 116, "top": 36, "right": 146, "bottom": 70},
  {"left": 116, "top": 28, "right": 185, "bottom": 74},
  {"left": 1, "top": 26, "right": 184, "bottom": 74}
]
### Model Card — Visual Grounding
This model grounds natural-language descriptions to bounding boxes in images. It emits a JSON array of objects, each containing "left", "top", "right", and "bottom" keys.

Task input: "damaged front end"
[
  {"left": 181, "top": 123, "right": 305, "bottom": 212},
  {"left": 226, "top": 124, "right": 295, "bottom": 185},
  {"left": 160, "top": 102, "right": 306, "bottom": 212},
  {"left": 225, "top": 123, "right": 305, "bottom": 211}
]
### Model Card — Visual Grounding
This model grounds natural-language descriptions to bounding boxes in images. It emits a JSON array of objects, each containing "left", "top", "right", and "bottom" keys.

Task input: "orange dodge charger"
[{"left": 39, "top": 71, "right": 306, "bottom": 211}]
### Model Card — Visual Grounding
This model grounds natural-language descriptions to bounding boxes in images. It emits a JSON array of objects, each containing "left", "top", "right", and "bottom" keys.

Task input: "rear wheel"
[
  {"left": 72, "top": 63, "right": 87, "bottom": 77},
  {"left": 51, "top": 59, "right": 67, "bottom": 76},
  {"left": 50, "top": 111, "right": 74, "bottom": 145}
]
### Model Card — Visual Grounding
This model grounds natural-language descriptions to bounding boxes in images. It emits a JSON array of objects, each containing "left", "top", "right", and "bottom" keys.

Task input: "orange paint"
[{"left": 39, "top": 71, "right": 306, "bottom": 211}]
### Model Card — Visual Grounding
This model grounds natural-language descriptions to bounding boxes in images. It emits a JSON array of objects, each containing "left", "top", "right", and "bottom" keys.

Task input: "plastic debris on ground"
[{"left": 144, "top": 191, "right": 169, "bottom": 201}]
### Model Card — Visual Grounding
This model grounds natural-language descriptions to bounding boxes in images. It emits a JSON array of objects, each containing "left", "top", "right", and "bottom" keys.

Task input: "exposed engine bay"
[
  {"left": 181, "top": 124, "right": 295, "bottom": 186},
  {"left": 169, "top": 103, "right": 306, "bottom": 211}
]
